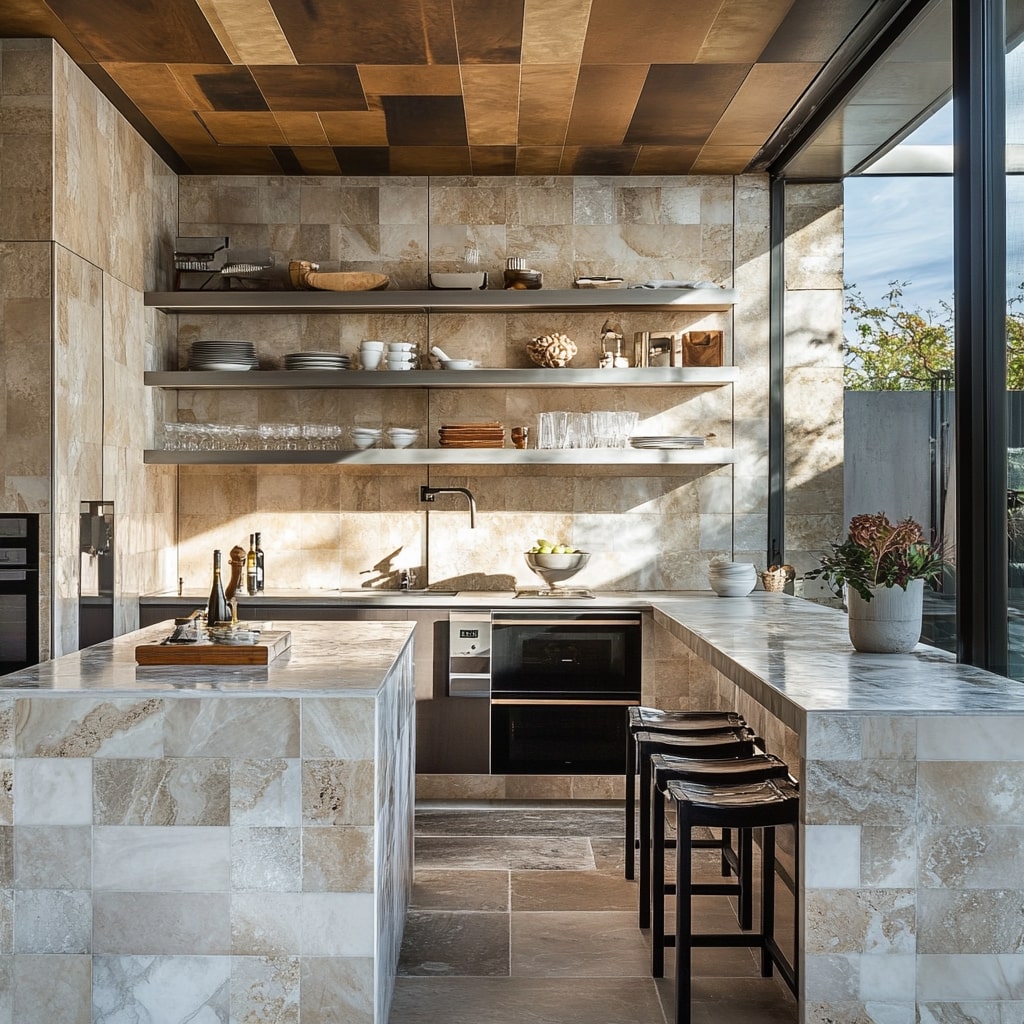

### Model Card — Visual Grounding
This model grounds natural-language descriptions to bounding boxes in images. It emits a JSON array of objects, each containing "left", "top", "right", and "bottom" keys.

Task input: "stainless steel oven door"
[
  {"left": 490, "top": 612, "right": 641, "bottom": 698},
  {"left": 0, "top": 567, "right": 40, "bottom": 674},
  {"left": 490, "top": 698, "right": 637, "bottom": 774}
]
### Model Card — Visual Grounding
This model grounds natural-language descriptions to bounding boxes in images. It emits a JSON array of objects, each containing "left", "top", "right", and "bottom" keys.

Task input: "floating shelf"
[
  {"left": 145, "top": 366, "right": 739, "bottom": 390},
  {"left": 144, "top": 287, "right": 737, "bottom": 315},
  {"left": 143, "top": 447, "right": 736, "bottom": 467}
]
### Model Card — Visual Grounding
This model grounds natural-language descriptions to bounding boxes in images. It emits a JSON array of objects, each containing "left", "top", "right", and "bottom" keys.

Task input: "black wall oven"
[
  {"left": 0, "top": 514, "right": 40, "bottom": 675},
  {"left": 490, "top": 610, "right": 641, "bottom": 774}
]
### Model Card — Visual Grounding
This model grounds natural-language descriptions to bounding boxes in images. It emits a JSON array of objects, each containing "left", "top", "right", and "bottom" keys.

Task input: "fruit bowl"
[{"left": 524, "top": 551, "right": 590, "bottom": 591}]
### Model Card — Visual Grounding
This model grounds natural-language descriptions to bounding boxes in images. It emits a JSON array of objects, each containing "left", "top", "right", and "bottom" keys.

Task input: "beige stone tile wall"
[
  {"left": 3, "top": 40, "right": 181, "bottom": 656},
  {"left": 169, "top": 173, "right": 831, "bottom": 592},
  {"left": 784, "top": 183, "right": 846, "bottom": 575}
]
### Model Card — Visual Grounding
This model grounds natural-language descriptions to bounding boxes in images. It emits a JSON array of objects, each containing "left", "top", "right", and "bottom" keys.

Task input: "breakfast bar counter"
[
  {"left": 650, "top": 593, "right": 1024, "bottom": 1024},
  {"left": 0, "top": 620, "right": 416, "bottom": 1024}
]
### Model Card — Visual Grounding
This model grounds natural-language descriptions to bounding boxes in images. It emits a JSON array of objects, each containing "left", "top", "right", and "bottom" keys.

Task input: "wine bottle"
[
  {"left": 246, "top": 533, "right": 258, "bottom": 596},
  {"left": 255, "top": 531, "right": 265, "bottom": 592},
  {"left": 207, "top": 549, "right": 229, "bottom": 625}
]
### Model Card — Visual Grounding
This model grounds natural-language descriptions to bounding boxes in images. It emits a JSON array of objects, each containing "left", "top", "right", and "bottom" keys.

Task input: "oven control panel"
[{"left": 448, "top": 612, "right": 491, "bottom": 697}]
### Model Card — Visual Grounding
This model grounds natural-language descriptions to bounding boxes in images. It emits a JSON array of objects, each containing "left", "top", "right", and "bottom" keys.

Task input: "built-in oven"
[
  {"left": 0, "top": 514, "right": 40, "bottom": 675},
  {"left": 489, "top": 610, "right": 641, "bottom": 774}
]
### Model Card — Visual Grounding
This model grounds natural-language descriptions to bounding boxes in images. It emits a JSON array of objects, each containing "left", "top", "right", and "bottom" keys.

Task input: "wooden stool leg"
[
  {"left": 739, "top": 826, "right": 753, "bottom": 930},
  {"left": 638, "top": 745, "right": 653, "bottom": 928},
  {"left": 674, "top": 807, "right": 694, "bottom": 1024},
  {"left": 625, "top": 728, "right": 636, "bottom": 880},
  {"left": 760, "top": 826, "right": 776, "bottom": 978},
  {"left": 652, "top": 781, "right": 667, "bottom": 977}
]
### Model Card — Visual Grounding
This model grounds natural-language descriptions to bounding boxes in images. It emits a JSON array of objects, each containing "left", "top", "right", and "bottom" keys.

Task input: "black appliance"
[
  {"left": 79, "top": 501, "right": 115, "bottom": 649},
  {"left": 0, "top": 513, "right": 40, "bottom": 674},
  {"left": 489, "top": 610, "right": 641, "bottom": 774}
]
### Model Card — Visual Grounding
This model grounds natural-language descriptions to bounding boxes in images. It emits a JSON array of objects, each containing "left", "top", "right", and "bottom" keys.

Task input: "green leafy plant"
[{"left": 806, "top": 512, "right": 944, "bottom": 602}]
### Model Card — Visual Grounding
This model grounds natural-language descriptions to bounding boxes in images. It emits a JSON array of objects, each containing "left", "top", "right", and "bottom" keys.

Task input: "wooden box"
[{"left": 681, "top": 330, "right": 723, "bottom": 367}]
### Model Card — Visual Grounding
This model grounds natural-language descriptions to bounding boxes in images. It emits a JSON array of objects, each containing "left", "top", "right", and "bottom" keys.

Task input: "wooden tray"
[{"left": 135, "top": 630, "right": 292, "bottom": 665}]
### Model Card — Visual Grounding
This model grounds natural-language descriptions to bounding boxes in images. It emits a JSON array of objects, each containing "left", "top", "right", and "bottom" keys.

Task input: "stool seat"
[
  {"left": 647, "top": 752, "right": 789, "bottom": 946},
  {"left": 664, "top": 777, "right": 799, "bottom": 1024}
]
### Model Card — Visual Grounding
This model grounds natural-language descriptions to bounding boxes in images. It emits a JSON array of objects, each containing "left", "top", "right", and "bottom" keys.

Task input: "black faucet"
[{"left": 419, "top": 485, "right": 477, "bottom": 528}]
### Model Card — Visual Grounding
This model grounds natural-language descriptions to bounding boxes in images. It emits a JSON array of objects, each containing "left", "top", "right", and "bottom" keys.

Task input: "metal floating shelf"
[
  {"left": 143, "top": 448, "right": 736, "bottom": 467},
  {"left": 144, "top": 366, "right": 739, "bottom": 389},
  {"left": 144, "top": 287, "right": 737, "bottom": 314}
]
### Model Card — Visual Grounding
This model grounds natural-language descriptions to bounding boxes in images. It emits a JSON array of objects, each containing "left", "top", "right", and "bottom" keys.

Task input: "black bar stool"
[
  {"left": 648, "top": 751, "right": 790, "bottom": 975},
  {"left": 624, "top": 708, "right": 747, "bottom": 880},
  {"left": 664, "top": 777, "right": 799, "bottom": 1024},
  {"left": 634, "top": 727, "right": 758, "bottom": 929}
]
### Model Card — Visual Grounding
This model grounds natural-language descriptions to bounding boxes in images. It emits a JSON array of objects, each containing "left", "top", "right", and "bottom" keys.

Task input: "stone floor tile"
[
  {"left": 411, "top": 869, "right": 509, "bottom": 912},
  {"left": 511, "top": 869, "right": 636, "bottom": 911},
  {"left": 413, "top": 835, "right": 594, "bottom": 871},
  {"left": 511, "top": 910, "right": 653, "bottom": 978},
  {"left": 397, "top": 910, "right": 509, "bottom": 977}
]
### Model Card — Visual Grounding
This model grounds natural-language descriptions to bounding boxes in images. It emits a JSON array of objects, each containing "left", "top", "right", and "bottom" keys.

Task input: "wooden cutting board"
[{"left": 135, "top": 630, "right": 292, "bottom": 665}]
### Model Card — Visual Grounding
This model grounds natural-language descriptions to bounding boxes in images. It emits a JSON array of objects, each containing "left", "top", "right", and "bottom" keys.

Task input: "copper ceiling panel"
[
  {"left": 625, "top": 64, "right": 750, "bottom": 147},
  {"left": 581, "top": 0, "right": 722, "bottom": 64},
  {"left": 358, "top": 65, "right": 463, "bottom": 97},
  {"left": 274, "top": 112, "right": 331, "bottom": 148},
  {"left": 561, "top": 145, "right": 639, "bottom": 176},
  {"left": 696, "top": 0, "right": 797, "bottom": 62},
  {"left": 319, "top": 111, "right": 390, "bottom": 148},
  {"left": 632, "top": 145, "right": 702, "bottom": 175},
  {"left": 691, "top": 145, "right": 762, "bottom": 173},
  {"left": 564, "top": 65, "right": 648, "bottom": 146},
  {"left": 102, "top": 63, "right": 196, "bottom": 114},
  {"left": 388, "top": 146, "right": 472, "bottom": 175},
  {"left": 518, "top": 64, "right": 579, "bottom": 148},
  {"left": 382, "top": 96, "right": 467, "bottom": 147},
  {"left": 460, "top": 66, "right": 521, "bottom": 147},
  {"left": 452, "top": 0, "right": 523, "bottom": 64},
  {"left": 515, "top": 147, "right": 564, "bottom": 175},
  {"left": 470, "top": 146, "right": 518, "bottom": 176},
  {"left": 250, "top": 66, "right": 366, "bottom": 111},
  {"left": 758, "top": 0, "right": 876, "bottom": 62},
  {"left": 268, "top": 0, "right": 459, "bottom": 66},
  {"left": 197, "top": 111, "right": 284, "bottom": 146},
  {"left": 522, "top": 0, "right": 591, "bottom": 64},
  {"left": 44, "top": 0, "right": 228, "bottom": 63},
  {"left": 193, "top": 66, "right": 269, "bottom": 110},
  {"left": 194, "top": 0, "right": 295, "bottom": 65},
  {"left": 705, "top": 63, "right": 820, "bottom": 146},
  {"left": 295, "top": 148, "right": 342, "bottom": 175}
]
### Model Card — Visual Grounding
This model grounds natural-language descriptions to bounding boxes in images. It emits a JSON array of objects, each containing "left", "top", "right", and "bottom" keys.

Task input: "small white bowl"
[
  {"left": 386, "top": 428, "right": 419, "bottom": 449},
  {"left": 387, "top": 342, "right": 416, "bottom": 352},
  {"left": 441, "top": 359, "right": 476, "bottom": 370},
  {"left": 429, "top": 272, "right": 487, "bottom": 290},
  {"left": 360, "top": 340, "right": 385, "bottom": 351}
]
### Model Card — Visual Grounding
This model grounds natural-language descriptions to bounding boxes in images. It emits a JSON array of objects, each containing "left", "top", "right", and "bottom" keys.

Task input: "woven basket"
[{"left": 758, "top": 565, "right": 795, "bottom": 592}]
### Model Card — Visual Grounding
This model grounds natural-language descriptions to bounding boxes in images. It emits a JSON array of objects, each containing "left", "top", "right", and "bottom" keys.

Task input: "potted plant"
[{"left": 806, "top": 512, "right": 944, "bottom": 653}]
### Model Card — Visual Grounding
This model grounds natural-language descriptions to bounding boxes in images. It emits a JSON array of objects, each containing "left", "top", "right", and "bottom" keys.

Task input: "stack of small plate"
[
  {"left": 284, "top": 351, "right": 350, "bottom": 371},
  {"left": 707, "top": 560, "right": 756, "bottom": 597},
  {"left": 189, "top": 340, "right": 257, "bottom": 371},
  {"left": 629, "top": 435, "right": 706, "bottom": 449}
]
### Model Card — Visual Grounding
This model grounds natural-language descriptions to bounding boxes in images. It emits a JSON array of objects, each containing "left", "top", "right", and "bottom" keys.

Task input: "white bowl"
[
  {"left": 429, "top": 272, "right": 487, "bottom": 290},
  {"left": 360, "top": 351, "right": 382, "bottom": 369},
  {"left": 387, "top": 342, "right": 416, "bottom": 352},
  {"left": 709, "top": 578, "right": 755, "bottom": 597},
  {"left": 386, "top": 428, "right": 419, "bottom": 449},
  {"left": 441, "top": 359, "right": 476, "bottom": 370},
  {"left": 360, "top": 340, "right": 385, "bottom": 351}
]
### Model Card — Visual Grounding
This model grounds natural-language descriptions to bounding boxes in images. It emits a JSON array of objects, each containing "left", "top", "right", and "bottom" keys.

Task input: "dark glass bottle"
[
  {"left": 246, "top": 533, "right": 258, "bottom": 596},
  {"left": 255, "top": 531, "right": 265, "bottom": 592},
  {"left": 207, "top": 549, "right": 229, "bottom": 625}
]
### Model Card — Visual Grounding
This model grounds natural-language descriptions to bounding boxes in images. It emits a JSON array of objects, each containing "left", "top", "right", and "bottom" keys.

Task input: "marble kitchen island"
[
  {"left": 651, "top": 593, "right": 1024, "bottom": 1024},
  {"left": 0, "top": 619, "right": 416, "bottom": 1024}
]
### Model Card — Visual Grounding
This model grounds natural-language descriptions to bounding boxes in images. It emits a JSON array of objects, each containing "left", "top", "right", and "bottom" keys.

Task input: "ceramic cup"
[
  {"left": 360, "top": 340, "right": 385, "bottom": 351},
  {"left": 360, "top": 350, "right": 382, "bottom": 370}
]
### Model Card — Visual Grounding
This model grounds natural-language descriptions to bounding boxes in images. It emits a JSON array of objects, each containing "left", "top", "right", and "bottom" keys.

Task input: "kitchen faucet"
[{"left": 419, "top": 485, "right": 476, "bottom": 528}]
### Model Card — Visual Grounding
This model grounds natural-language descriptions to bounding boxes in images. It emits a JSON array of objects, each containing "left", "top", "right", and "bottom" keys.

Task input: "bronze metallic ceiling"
[{"left": 1, "top": 0, "right": 899, "bottom": 176}]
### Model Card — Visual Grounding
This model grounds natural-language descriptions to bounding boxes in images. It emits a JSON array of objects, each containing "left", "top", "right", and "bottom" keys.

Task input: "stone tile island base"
[{"left": 0, "top": 620, "right": 416, "bottom": 1024}]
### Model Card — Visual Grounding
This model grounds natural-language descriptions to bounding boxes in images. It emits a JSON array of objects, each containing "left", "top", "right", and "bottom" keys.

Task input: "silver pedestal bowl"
[{"left": 523, "top": 552, "right": 591, "bottom": 596}]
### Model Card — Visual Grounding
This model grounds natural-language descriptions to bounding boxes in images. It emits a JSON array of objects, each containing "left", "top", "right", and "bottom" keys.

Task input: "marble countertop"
[
  {"left": 650, "top": 593, "right": 1024, "bottom": 730},
  {"left": 0, "top": 619, "right": 416, "bottom": 695}
]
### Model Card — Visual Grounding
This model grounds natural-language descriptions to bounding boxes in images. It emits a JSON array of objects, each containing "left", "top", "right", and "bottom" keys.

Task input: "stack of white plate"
[
  {"left": 707, "top": 560, "right": 756, "bottom": 597},
  {"left": 189, "top": 340, "right": 257, "bottom": 371},
  {"left": 284, "top": 351, "right": 350, "bottom": 371},
  {"left": 629, "top": 435, "right": 706, "bottom": 449}
]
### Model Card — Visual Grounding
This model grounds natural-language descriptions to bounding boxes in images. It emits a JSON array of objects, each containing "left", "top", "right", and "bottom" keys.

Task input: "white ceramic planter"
[{"left": 846, "top": 578, "right": 924, "bottom": 653}]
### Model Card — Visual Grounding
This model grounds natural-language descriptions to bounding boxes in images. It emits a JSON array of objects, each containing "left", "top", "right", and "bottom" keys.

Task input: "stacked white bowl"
[
  {"left": 350, "top": 426, "right": 382, "bottom": 449},
  {"left": 359, "top": 340, "right": 384, "bottom": 370},
  {"left": 707, "top": 559, "right": 757, "bottom": 597},
  {"left": 386, "top": 341, "right": 417, "bottom": 370},
  {"left": 386, "top": 427, "right": 419, "bottom": 449}
]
